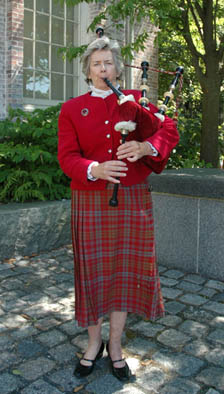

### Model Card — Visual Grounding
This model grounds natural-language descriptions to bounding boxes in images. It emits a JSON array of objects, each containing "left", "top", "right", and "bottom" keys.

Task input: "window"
[{"left": 23, "top": 0, "right": 79, "bottom": 105}]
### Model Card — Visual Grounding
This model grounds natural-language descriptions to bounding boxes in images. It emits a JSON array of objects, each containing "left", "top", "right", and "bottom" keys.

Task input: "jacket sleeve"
[
  {"left": 140, "top": 104, "right": 179, "bottom": 174},
  {"left": 57, "top": 103, "right": 93, "bottom": 185}
]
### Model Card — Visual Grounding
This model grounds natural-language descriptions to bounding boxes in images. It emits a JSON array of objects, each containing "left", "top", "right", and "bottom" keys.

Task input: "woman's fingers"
[
  {"left": 92, "top": 160, "right": 128, "bottom": 182},
  {"left": 104, "top": 161, "right": 128, "bottom": 182},
  {"left": 117, "top": 141, "right": 143, "bottom": 161}
]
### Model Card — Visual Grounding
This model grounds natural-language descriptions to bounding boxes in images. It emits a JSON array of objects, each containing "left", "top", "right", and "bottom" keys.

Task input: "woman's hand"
[
  {"left": 116, "top": 141, "right": 153, "bottom": 162},
  {"left": 91, "top": 160, "right": 128, "bottom": 183}
]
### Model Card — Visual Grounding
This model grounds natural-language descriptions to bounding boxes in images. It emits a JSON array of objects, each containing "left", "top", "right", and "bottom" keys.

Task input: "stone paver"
[
  {"left": 0, "top": 372, "right": 24, "bottom": 394},
  {"left": 203, "top": 301, "right": 224, "bottom": 315},
  {"left": 0, "top": 245, "right": 224, "bottom": 393},
  {"left": 48, "top": 367, "right": 81, "bottom": 392},
  {"left": 196, "top": 367, "right": 224, "bottom": 391},
  {"left": 164, "top": 300, "right": 186, "bottom": 314},
  {"left": 152, "top": 350, "right": 205, "bottom": 376},
  {"left": 157, "top": 328, "right": 190, "bottom": 349},
  {"left": 178, "top": 319, "right": 208, "bottom": 338},
  {"left": 18, "top": 357, "right": 56, "bottom": 381},
  {"left": 21, "top": 379, "right": 62, "bottom": 394},
  {"left": 137, "top": 365, "right": 167, "bottom": 391},
  {"left": 207, "top": 329, "right": 224, "bottom": 345},
  {"left": 160, "top": 378, "right": 201, "bottom": 394},
  {"left": 177, "top": 280, "right": 203, "bottom": 293}
]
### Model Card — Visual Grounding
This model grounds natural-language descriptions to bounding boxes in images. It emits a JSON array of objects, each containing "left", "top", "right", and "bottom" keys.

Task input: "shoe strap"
[
  {"left": 82, "top": 357, "right": 94, "bottom": 363},
  {"left": 112, "top": 358, "right": 125, "bottom": 364}
]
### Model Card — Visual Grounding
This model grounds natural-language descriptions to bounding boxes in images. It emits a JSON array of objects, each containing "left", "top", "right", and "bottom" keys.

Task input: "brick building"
[{"left": 0, "top": 0, "right": 158, "bottom": 120}]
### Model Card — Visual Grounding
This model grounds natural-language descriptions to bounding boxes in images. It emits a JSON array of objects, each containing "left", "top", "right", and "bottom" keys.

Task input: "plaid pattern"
[{"left": 71, "top": 182, "right": 164, "bottom": 327}]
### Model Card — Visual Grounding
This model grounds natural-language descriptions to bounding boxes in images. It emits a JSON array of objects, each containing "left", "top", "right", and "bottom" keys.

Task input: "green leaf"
[
  {"left": 0, "top": 104, "right": 70, "bottom": 203},
  {"left": 12, "top": 369, "right": 22, "bottom": 375}
]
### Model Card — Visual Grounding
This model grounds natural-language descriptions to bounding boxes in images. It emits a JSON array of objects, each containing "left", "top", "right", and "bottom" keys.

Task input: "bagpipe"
[{"left": 96, "top": 28, "right": 184, "bottom": 207}]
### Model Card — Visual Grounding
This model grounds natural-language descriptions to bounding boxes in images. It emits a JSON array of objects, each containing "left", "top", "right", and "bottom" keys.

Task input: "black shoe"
[
  {"left": 106, "top": 343, "right": 131, "bottom": 382},
  {"left": 73, "top": 342, "right": 104, "bottom": 378}
]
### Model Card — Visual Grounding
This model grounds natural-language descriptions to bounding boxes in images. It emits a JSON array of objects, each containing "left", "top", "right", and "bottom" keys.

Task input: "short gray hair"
[{"left": 81, "top": 36, "right": 124, "bottom": 84}]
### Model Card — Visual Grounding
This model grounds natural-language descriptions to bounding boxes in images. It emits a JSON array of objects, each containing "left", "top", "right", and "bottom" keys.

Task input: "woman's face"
[{"left": 88, "top": 49, "right": 118, "bottom": 90}]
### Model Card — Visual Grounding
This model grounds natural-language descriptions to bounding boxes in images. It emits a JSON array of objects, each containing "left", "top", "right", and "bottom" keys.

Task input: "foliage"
[
  {"left": 57, "top": 0, "right": 153, "bottom": 58},
  {"left": 167, "top": 113, "right": 213, "bottom": 169},
  {"left": 0, "top": 105, "right": 71, "bottom": 203},
  {"left": 57, "top": 44, "right": 88, "bottom": 61},
  {"left": 157, "top": 31, "right": 212, "bottom": 168}
]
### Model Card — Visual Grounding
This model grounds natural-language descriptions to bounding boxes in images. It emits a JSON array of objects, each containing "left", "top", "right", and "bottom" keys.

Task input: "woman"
[{"left": 58, "top": 35, "right": 179, "bottom": 382}]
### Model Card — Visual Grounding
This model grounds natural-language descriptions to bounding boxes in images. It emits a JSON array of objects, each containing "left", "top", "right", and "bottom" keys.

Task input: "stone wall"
[
  {"left": 150, "top": 169, "right": 224, "bottom": 281},
  {"left": 0, "top": 200, "right": 71, "bottom": 261}
]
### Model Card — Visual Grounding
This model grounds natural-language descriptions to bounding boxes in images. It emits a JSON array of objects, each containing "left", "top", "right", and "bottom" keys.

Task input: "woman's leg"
[
  {"left": 109, "top": 311, "right": 127, "bottom": 368},
  {"left": 80, "top": 317, "right": 103, "bottom": 366}
]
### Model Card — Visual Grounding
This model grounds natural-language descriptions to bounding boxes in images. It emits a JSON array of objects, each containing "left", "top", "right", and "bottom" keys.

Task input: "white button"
[
  {"left": 106, "top": 134, "right": 111, "bottom": 138},
  {"left": 105, "top": 120, "right": 109, "bottom": 124},
  {"left": 108, "top": 149, "right": 112, "bottom": 153}
]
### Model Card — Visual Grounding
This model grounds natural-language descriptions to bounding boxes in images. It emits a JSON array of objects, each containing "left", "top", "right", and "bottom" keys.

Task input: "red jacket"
[{"left": 58, "top": 89, "right": 179, "bottom": 190}]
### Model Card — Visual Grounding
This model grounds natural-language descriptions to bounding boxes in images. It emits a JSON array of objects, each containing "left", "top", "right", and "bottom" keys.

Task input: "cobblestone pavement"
[{"left": 0, "top": 245, "right": 224, "bottom": 394}]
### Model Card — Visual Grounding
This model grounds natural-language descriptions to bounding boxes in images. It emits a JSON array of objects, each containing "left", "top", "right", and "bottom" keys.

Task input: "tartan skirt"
[{"left": 71, "top": 182, "right": 164, "bottom": 328}]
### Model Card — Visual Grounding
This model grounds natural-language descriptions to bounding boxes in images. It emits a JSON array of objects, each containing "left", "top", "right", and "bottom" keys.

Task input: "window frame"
[{"left": 23, "top": 0, "right": 85, "bottom": 110}]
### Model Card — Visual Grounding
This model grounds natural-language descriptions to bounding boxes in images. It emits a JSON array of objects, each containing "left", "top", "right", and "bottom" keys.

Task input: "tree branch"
[
  {"left": 202, "top": 0, "right": 216, "bottom": 52},
  {"left": 214, "top": 0, "right": 218, "bottom": 43},
  {"left": 186, "top": 0, "right": 204, "bottom": 43},
  {"left": 218, "top": 33, "right": 224, "bottom": 58},
  {"left": 218, "top": 35, "right": 224, "bottom": 80},
  {"left": 180, "top": 7, "right": 206, "bottom": 86},
  {"left": 194, "top": 0, "right": 204, "bottom": 21},
  {"left": 180, "top": 8, "right": 203, "bottom": 61},
  {"left": 220, "top": 64, "right": 224, "bottom": 81}
]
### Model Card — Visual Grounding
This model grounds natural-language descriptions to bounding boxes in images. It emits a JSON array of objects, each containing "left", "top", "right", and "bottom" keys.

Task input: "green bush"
[
  {"left": 0, "top": 105, "right": 71, "bottom": 203},
  {"left": 166, "top": 108, "right": 213, "bottom": 169}
]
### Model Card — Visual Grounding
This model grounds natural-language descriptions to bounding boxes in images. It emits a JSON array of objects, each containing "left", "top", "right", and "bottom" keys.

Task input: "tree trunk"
[{"left": 200, "top": 78, "right": 220, "bottom": 167}]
